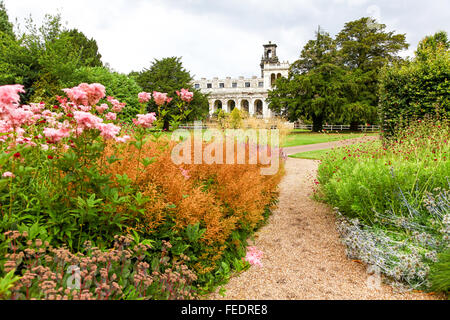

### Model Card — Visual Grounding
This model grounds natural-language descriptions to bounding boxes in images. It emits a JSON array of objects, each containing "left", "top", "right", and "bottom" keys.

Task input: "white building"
[{"left": 193, "top": 42, "right": 289, "bottom": 118}]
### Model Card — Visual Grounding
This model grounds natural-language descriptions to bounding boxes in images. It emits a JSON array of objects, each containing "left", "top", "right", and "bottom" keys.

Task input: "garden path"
[{"left": 209, "top": 138, "right": 437, "bottom": 300}]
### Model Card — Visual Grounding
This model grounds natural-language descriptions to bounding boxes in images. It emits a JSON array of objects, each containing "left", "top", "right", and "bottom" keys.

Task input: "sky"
[{"left": 3, "top": 0, "right": 450, "bottom": 80}]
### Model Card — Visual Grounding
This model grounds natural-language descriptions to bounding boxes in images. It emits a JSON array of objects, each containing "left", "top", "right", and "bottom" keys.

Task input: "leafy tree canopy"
[
  {"left": 0, "top": 0, "right": 14, "bottom": 38},
  {"left": 336, "top": 17, "right": 409, "bottom": 71},
  {"left": 135, "top": 57, "right": 209, "bottom": 127}
]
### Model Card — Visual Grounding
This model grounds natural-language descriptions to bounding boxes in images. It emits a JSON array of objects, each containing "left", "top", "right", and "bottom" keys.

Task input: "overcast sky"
[{"left": 3, "top": 0, "right": 450, "bottom": 79}]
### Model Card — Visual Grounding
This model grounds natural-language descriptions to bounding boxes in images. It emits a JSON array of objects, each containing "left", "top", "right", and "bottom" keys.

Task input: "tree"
[
  {"left": 135, "top": 57, "right": 209, "bottom": 129},
  {"left": 0, "top": 0, "right": 14, "bottom": 38},
  {"left": 336, "top": 17, "right": 409, "bottom": 130},
  {"left": 269, "top": 27, "right": 346, "bottom": 131},
  {"left": 290, "top": 26, "right": 337, "bottom": 75},
  {"left": 416, "top": 30, "right": 450, "bottom": 61},
  {"left": 336, "top": 17, "right": 408, "bottom": 71},
  {"left": 63, "top": 29, "right": 103, "bottom": 67},
  {"left": 379, "top": 32, "right": 450, "bottom": 136}
]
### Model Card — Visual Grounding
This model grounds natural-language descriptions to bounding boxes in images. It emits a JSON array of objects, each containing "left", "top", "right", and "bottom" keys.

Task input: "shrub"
[
  {"left": 379, "top": 32, "right": 450, "bottom": 137},
  {"left": 102, "top": 137, "right": 283, "bottom": 282},
  {"left": 0, "top": 231, "right": 197, "bottom": 300}
]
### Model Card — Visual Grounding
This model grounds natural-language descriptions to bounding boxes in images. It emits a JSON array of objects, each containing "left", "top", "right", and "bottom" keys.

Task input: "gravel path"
[{"left": 208, "top": 139, "right": 437, "bottom": 300}]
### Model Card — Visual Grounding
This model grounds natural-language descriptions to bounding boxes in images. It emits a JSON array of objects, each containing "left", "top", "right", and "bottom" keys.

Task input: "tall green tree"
[
  {"left": 290, "top": 26, "right": 337, "bottom": 75},
  {"left": 336, "top": 17, "right": 409, "bottom": 129},
  {"left": 136, "top": 57, "right": 209, "bottom": 129},
  {"left": 0, "top": 0, "right": 14, "bottom": 38},
  {"left": 416, "top": 30, "right": 449, "bottom": 61},
  {"left": 269, "top": 28, "right": 346, "bottom": 131},
  {"left": 63, "top": 29, "right": 103, "bottom": 67}
]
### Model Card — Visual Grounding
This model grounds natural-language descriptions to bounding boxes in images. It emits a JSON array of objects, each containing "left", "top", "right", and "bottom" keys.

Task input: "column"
[{"left": 249, "top": 99, "right": 255, "bottom": 116}]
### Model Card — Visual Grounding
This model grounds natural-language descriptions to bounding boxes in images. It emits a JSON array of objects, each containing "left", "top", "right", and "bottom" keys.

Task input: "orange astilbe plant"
[{"left": 101, "top": 135, "right": 284, "bottom": 273}]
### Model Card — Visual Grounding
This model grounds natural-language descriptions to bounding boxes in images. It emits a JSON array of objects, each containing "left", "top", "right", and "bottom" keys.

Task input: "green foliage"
[
  {"left": 65, "top": 66, "right": 143, "bottom": 121},
  {"left": 0, "top": 0, "right": 14, "bottom": 38},
  {"left": 0, "top": 270, "right": 21, "bottom": 299},
  {"left": 379, "top": 32, "right": 450, "bottom": 137},
  {"left": 229, "top": 108, "right": 243, "bottom": 129},
  {"left": 271, "top": 18, "right": 408, "bottom": 130},
  {"left": 135, "top": 57, "right": 209, "bottom": 128},
  {"left": 317, "top": 119, "right": 449, "bottom": 290},
  {"left": 63, "top": 28, "right": 103, "bottom": 68},
  {"left": 269, "top": 62, "right": 347, "bottom": 132},
  {"left": 429, "top": 249, "right": 450, "bottom": 294},
  {"left": 290, "top": 26, "right": 337, "bottom": 75},
  {"left": 336, "top": 17, "right": 408, "bottom": 71},
  {"left": 0, "top": 31, "right": 35, "bottom": 86}
]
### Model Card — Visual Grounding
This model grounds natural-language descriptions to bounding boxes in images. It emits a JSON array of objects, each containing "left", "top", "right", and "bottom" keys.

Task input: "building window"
[
  {"left": 207, "top": 83, "right": 212, "bottom": 89},
  {"left": 258, "top": 82, "right": 264, "bottom": 88},
  {"left": 232, "top": 82, "right": 237, "bottom": 88},
  {"left": 245, "top": 82, "right": 251, "bottom": 88},
  {"left": 194, "top": 84, "right": 200, "bottom": 89},
  {"left": 219, "top": 83, "right": 225, "bottom": 88}
]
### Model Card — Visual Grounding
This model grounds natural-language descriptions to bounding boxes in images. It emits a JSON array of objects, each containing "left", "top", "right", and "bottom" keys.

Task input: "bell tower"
[{"left": 260, "top": 41, "right": 279, "bottom": 75}]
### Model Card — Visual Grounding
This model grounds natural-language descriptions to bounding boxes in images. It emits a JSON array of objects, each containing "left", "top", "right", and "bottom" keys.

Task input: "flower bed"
[
  {"left": 0, "top": 83, "right": 283, "bottom": 299},
  {"left": 316, "top": 118, "right": 449, "bottom": 292}
]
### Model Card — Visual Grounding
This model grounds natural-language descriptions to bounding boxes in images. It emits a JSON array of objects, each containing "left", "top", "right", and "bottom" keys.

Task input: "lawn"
[
  {"left": 289, "top": 149, "right": 331, "bottom": 160},
  {"left": 282, "top": 132, "right": 378, "bottom": 148}
]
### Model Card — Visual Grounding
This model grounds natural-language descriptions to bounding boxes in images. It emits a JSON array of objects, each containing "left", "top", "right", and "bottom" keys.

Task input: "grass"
[
  {"left": 289, "top": 149, "right": 332, "bottom": 160},
  {"left": 282, "top": 132, "right": 378, "bottom": 148}
]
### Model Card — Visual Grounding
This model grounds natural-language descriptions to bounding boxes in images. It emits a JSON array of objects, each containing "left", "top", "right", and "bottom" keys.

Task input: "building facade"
[{"left": 193, "top": 42, "right": 289, "bottom": 118}]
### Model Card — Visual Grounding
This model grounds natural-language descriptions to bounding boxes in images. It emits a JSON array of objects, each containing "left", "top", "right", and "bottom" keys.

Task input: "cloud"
[{"left": 3, "top": 0, "right": 449, "bottom": 79}]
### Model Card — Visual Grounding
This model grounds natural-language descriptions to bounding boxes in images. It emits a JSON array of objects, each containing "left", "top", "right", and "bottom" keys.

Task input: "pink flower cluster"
[
  {"left": 138, "top": 92, "right": 152, "bottom": 103},
  {"left": 132, "top": 113, "right": 157, "bottom": 129},
  {"left": 73, "top": 111, "right": 122, "bottom": 141},
  {"left": 153, "top": 91, "right": 173, "bottom": 106},
  {"left": 176, "top": 89, "right": 194, "bottom": 103},
  {"left": 244, "top": 246, "right": 263, "bottom": 267},
  {"left": 43, "top": 127, "right": 71, "bottom": 143},
  {"left": 107, "top": 96, "right": 126, "bottom": 113},
  {"left": 0, "top": 84, "right": 24, "bottom": 107},
  {"left": 62, "top": 83, "right": 106, "bottom": 106}
]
